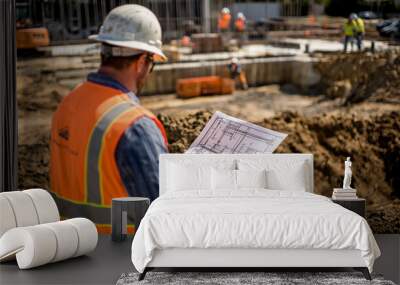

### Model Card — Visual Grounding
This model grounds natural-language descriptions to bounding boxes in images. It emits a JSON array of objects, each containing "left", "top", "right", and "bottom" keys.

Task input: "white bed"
[{"left": 131, "top": 154, "right": 380, "bottom": 280}]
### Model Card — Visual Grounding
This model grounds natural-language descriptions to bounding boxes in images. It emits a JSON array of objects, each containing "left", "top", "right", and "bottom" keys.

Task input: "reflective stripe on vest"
[
  {"left": 85, "top": 101, "right": 135, "bottom": 204},
  {"left": 50, "top": 191, "right": 135, "bottom": 234}
]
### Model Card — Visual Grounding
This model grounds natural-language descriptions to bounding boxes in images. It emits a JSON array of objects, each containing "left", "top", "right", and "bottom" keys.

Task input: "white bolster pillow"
[
  {"left": 23, "top": 189, "right": 60, "bottom": 224},
  {"left": 0, "top": 196, "right": 17, "bottom": 237},
  {"left": 65, "top": 218, "right": 98, "bottom": 257},
  {"left": 0, "top": 189, "right": 59, "bottom": 238},
  {"left": 0, "top": 218, "right": 98, "bottom": 269},
  {"left": 0, "top": 191, "right": 39, "bottom": 227}
]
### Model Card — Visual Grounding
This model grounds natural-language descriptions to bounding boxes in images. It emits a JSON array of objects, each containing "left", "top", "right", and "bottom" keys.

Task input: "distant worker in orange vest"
[
  {"left": 234, "top": 12, "right": 246, "bottom": 46},
  {"left": 218, "top": 7, "right": 231, "bottom": 32},
  {"left": 235, "top": 12, "right": 246, "bottom": 33},
  {"left": 50, "top": 5, "right": 168, "bottom": 234}
]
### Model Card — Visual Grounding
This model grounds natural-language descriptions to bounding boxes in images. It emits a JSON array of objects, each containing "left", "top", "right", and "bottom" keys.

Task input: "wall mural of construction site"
[{"left": 17, "top": 0, "right": 399, "bottom": 235}]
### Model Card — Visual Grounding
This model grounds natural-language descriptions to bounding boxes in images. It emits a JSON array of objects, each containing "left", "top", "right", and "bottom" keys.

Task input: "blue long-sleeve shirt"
[{"left": 87, "top": 72, "right": 168, "bottom": 201}]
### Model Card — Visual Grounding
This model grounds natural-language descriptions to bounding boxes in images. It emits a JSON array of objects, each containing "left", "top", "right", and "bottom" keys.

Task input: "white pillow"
[
  {"left": 237, "top": 159, "right": 308, "bottom": 191},
  {"left": 168, "top": 163, "right": 211, "bottom": 191},
  {"left": 265, "top": 166, "right": 306, "bottom": 191},
  {"left": 212, "top": 168, "right": 237, "bottom": 190},
  {"left": 236, "top": 169, "right": 267, "bottom": 189}
]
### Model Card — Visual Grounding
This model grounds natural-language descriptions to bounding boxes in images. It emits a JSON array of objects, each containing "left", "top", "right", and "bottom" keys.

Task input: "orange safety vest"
[
  {"left": 235, "top": 18, "right": 245, "bottom": 32},
  {"left": 50, "top": 81, "right": 167, "bottom": 234},
  {"left": 218, "top": 13, "right": 231, "bottom": 30}
]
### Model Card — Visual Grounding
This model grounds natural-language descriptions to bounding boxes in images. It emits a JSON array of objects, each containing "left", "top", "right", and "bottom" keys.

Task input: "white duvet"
[{"left": 131, "top": 190, "right": 380, "bottom": 273}]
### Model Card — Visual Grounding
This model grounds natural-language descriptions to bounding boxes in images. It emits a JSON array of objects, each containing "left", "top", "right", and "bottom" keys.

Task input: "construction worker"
[
  {"left": 234, "top": 12, "right": 246, "bottom": 46},
  {"left": 343, "top": 14, "right": 356, "bottom": 53},
  {"left": 228, "top": 57, "right": 248, "bottom": 90},
  {"left": 218, "top": 7, "right": 231, "bottom": 33},
  {"left": 353, "top": 13, "right": 365, "bottom": 51},
  {"left": 50, "top": 5, "right": 168, "bottom": 234},
  {"left": 235, "top": 12, "right": 246, "bottom": 32}
]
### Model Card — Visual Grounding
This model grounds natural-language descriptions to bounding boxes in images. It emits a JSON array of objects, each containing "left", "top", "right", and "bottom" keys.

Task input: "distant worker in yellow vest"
[
  {"left": 235, "top": 12, "right": 246, "bottom": 46},
  {"left": 343, "top": 14, "right": 356, "bottom": 52},
  {"left": 218, "top": 7, "right": 231, "bottom": 32},
  {"left": 50, "top": 5, "right": 168, "bottom": 234},
  {"left": 353, "top": 13, "right": 365, "bottom": 51}
]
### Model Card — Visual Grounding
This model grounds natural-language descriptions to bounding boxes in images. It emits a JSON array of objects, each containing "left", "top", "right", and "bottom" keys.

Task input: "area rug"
[{"left": 116, "top": 271, "right": 395, "bottom": 285}]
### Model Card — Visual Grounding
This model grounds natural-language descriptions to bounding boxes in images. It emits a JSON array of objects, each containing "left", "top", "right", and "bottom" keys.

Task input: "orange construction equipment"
[
  {"left": 176, "top": 76, "right": 234, "bottom": 98},
  {"left": 176, "top": 79, "right": 202, "bottom": 98},
  {"left": 16, "top": 27, "right": 50, "bottom": 49},
  {"left": 50, "top": 81, "right": 167, "bottom": 234}
]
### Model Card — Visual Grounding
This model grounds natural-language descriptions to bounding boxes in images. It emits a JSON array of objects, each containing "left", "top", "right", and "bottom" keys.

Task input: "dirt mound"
[
  {"left": 261, "top": 111, "right": 400, "bottom": 202},
  {"left": 17, "top": 74, "right": 68, "bottom": 113},
  {"left": 158, "top": 110, "right": 400, "bottom": 233},
  {"left": 18, "top": 132, "right": 50, "bottom": 190},
  {"left": 17, "top": 72, "right": 68, "bottom": 192},
  {"left": 158, "top": 112, "right": 213, "bottom": 153},
  {"left": 367, "top": 200, "right": 400, "bottom": 234},
  {"left": 316, "top": 49, "right": 400, "bottom": 104}
]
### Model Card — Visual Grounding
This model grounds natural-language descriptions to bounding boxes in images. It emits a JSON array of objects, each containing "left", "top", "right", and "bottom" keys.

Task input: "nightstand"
[
  {"left": 331, "top": 198, "right": 366, "bottom": 218},
  {"left": 111, "top": 197, "right": 150, "bottom": 241}
]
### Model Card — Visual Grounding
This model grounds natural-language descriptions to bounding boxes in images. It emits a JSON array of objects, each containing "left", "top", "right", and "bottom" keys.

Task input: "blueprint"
[{"left": 187, "top": 111, "right": 287, "bottom": 154}]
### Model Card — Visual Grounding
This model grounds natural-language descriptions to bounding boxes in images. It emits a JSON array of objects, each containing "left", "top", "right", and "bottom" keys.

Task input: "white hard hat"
[
  {"left": 350, "top": 13, "right": 357, "bottom": 20},
  {"left": 222, "top": 7, "right": 230, "bottom": 14},
  {"left": 231, "top": 57, "right": 239, "bottom": 64},
  {"left": 237, "top": 12, "right": 245, "bottom": 19},
  {"left": 89, "top": 4, "right": 167, "bottom": 62}
]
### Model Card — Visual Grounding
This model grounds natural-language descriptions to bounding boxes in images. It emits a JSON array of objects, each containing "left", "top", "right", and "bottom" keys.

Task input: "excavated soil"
[
  {"left": 17, "top": 73, "right": 68, "bottom": 191},
  {"left": 158, "top": 110, "right": 400, "bottom": 234},
  {"left": 316, "top": 49, "right": 400, "bottom": 104}
]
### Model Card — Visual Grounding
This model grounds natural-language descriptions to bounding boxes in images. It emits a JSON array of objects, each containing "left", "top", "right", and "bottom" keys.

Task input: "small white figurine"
[{"left": 342, "top": 157, "right": 353, "bottom": 189}]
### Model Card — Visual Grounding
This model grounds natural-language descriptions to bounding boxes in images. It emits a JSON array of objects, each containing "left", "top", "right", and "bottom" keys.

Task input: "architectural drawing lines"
[{"left": 187, "top": 111, "right": 287, "bottom": 154}]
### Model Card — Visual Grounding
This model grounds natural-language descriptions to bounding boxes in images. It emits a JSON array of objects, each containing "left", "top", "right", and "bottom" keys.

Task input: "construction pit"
[{"left": 17, "top": 40, "right": 400, "bottom": 234}]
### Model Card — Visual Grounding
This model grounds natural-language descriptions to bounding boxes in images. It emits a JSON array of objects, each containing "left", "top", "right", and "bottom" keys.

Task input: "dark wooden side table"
[
  {"left": 111, "top": 197, "right": 150, "bottom": 241},
  {"left": 331, "top": 198, "right": 366, "bottom": 218}
]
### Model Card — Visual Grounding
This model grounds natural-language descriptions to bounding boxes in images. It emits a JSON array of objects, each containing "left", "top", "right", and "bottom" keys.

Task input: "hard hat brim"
[{"left": 89, "top": 34, "right": 167, "bottom": 62}]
